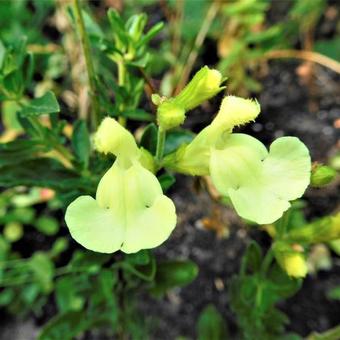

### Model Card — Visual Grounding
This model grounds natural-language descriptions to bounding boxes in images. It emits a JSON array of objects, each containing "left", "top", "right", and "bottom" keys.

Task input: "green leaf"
[
  {"left": 0, "top": 140, "right": 48, "bottom": 168},
  {"left": 49, "top": 238, "right": 69, "bottom": 258},
  {"left": 327, "top": 286, "right": 340, "bottom": 301},
  {"left": 329, "top": 239, "right": 340, "bottom": 256},
  {"left": 3, "top": 222, "right": 23, "bottom": 242},
  {"left": 35, "top": 216, "right": 59, "bottom": 236},
  {"left": 197, "top": 304, "right": 229, "bottom": 340},
  {"left": 29, "top": 252, "right": 55, "bottom": 293},
  {"left": 311, "top": 164, "right": 337, "bottom": 187},
  {"left": 242, "top": 241, "right": 262, "bottom": 273},
  {"left": 121, "top": 108, "right": 154, "bottom": 121},
  {"left": 158, "top": 173, "right": 176, "bottom": 192},
  {"left": 68, "top": 250, "right": 111, "bottom": 273},
  {"left": 268, "top": 264, "right": 301, "bottom": 299},
  {"left": 138, "top": 22, "right": 164, "bottom": 47},
  {"left": 0, "top": 158, "right": 93, "bottom": 193},
  {"left": 107, "top": 8, "right": 129, "bottom": 49},
  {"left": 56, "top": 277, "right": 84, "bottom": 313},
  {"left": 125, "top": 250, "right": 151, "bottom": 266},
  {"left": 150, "top": 260, "right": 198, "bottom": 297},
  {"left": 140, "top": 123, "right": 158, "bottom": 155},
  {"left": 21, "top": 91, "right": 60, "bottom": 116},
  {"left": 82, "top": 10, "right": 103, "bottom": 38},
  {"left": 38, "top": 310, "right": 91, "bottom": 340},
  {"left": 72, "top": 120, "right": 91, "bottom": 169},
  {"left": 314, "top": 37, "right": 340, "bottom": 61},
  {"left": 164, "top": 129, "right": 195, "bottom": 155},
  {"left": 126, "top": 13, "right": 147, "bottom": 42}
]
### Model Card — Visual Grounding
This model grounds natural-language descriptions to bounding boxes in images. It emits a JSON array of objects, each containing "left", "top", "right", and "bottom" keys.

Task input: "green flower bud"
[
  {"left": 175, "top": 66, "right": 224, "bottom": 110},
  {"left": 156, "top": 100, "right": 186, "bottom": 131},
  {"left": 273, "top": 241, "right": 308, "bottom": 278},
  {"left": 286, "top": 212, "right": 340, "bottom": 244},
  {"left": 154, "top": 66, "right": 223, "bottom": 131},
  {"left": 311, "top": 164, "right": 337, "bottom": 187}
]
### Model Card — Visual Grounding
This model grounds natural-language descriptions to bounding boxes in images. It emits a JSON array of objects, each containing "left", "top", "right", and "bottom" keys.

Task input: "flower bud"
[
  {"left": 175, "top": 66, "right": 223, "bottom": 110},
  {"left": 274, "top": 242, "right": 308, "bottom": 278},
  {"left": 94, "top": 117, "right": 139, "bottom": 158},
  {"left": 286, "top": 212, "right": 340, "bottom": 244},
  {"left": 157, "top": 100, "right": 186, "bottom": 131},
  {"left": 280, "top": 252, "right": 308, "bottom": 278},
  {"left": 311, "top": 163, "right": 337, "bottom": 187}
]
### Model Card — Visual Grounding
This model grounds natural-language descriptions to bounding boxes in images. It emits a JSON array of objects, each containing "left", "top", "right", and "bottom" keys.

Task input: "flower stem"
[
  {"left": 73, "top": 0, "right": 100, "bottom": 130},
  {"left": 261, "top": 247, "right": 274, "bottom": 276},
  {"left": 155, "top": 127, "right": 166, "bottom": 166},
  {"left": 117, "top": 59, "right": 127, "bottom": 126}
]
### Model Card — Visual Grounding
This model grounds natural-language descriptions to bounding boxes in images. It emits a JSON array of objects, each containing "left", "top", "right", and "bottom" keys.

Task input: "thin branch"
[
  {"left": 138, "top": 67, "right": 157, "bottom": 113},
  {"left": 73, "top": 0, "right": 100, "bottom": 130},
  {"left": 265, "top": 49, "right": 340, "bottom": 75},
  {"left": 175, "top": 1, "right": 220, "bottom": 94}
]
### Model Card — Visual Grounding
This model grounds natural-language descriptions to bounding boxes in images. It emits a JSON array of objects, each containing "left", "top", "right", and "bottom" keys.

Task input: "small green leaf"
[
  {"left": 314, "top": 37, "right": 340, "bottom": 61},
  {"left": 268, "top": 264, "right": 302, "bottom": 299},
  {"left": 0, "top": 158, "right": 94, "bottom": 194},
  {"left": 56, "top": 277, "right": 84, "bottom": 313},
  {"left": 69, "top": 250, "right": 111, "bottom": 273},
  {"left": 50, "top": 238, "right": 69, "bottom": 257},
  {"left": 107, "top": 9, "right": 129, "bottom": 49},
  {"left": 150, "top": 260, "right": 198, "bottom": 297},
  {"left": 121, "top": 108, "right": 153, "bottom": 121},
  {"left": 197, "top": 304, "right": 229, "bottom": 340},
  {"left": 140, "top": 123, "right": 158, "bottom": 155},
  {"left": 327, "top": 286, "right": 340, "bottom": 301},
  {"left": 125, "top": 250, "right": 151, "bottom": 266},
  {"left": 311, "top": 164, "right": 337, "bottom": 187},
  {"left": 3, "top": 222, "right": 23, "bottom": 242},
  {"left": 242, "top": 241, "right": 262, "bottom": 273},
  {"left": 38, "top": 310, "right": 90, "bottom": 340},
  {"left": 158, "top": 173, "right": 176, "bottom": 192},
  {"left": 164, "top": 129, "right": 195, "bottom": 155},
  {"left": 138, "top": 22, "right": 164, "bottom": 47},
  {"left": 35, "top": 216, "right": 59, "bottom": 236},
  {"left": 72, "top": 120, "right": 91, "bottom": 169},
  {"left": 0, "top": 140, "right": 48, "bottom": 168},
  {"left": 29, "top": 252, "right": 55, "bottom": 293},
  {"left": 21, "top": 91, "right": 60, "bottom": 116}
]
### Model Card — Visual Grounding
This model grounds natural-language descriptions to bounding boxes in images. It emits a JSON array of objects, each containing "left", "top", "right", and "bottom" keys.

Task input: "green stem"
[
  {"left": 117, "top": 59, "right": 127, "bottom": 126},
  {"left": 73, "top": 0, "right": 100, "bottom": 130},
  {"left": 261, "top": 247, "right": 274, "bottom": 276},
  {"left": 155, "top": 127, "right": 166, "bottom": 166},
  {"left": 276, "top": 210, "right": 290, "bottom": 239}
]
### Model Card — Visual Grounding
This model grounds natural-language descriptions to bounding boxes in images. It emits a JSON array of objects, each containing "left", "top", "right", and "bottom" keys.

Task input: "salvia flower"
[
  {"left": 65, "top": 118, "right": 176, "bottom": 254},
  {"left": 164, "top": 96, "right": 311, "bottom": 224}
]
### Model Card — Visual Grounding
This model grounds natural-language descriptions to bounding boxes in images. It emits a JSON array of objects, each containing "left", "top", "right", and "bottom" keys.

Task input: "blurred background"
[{"left": 0, "top": 0, "right": 339, "bottom": 339}]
